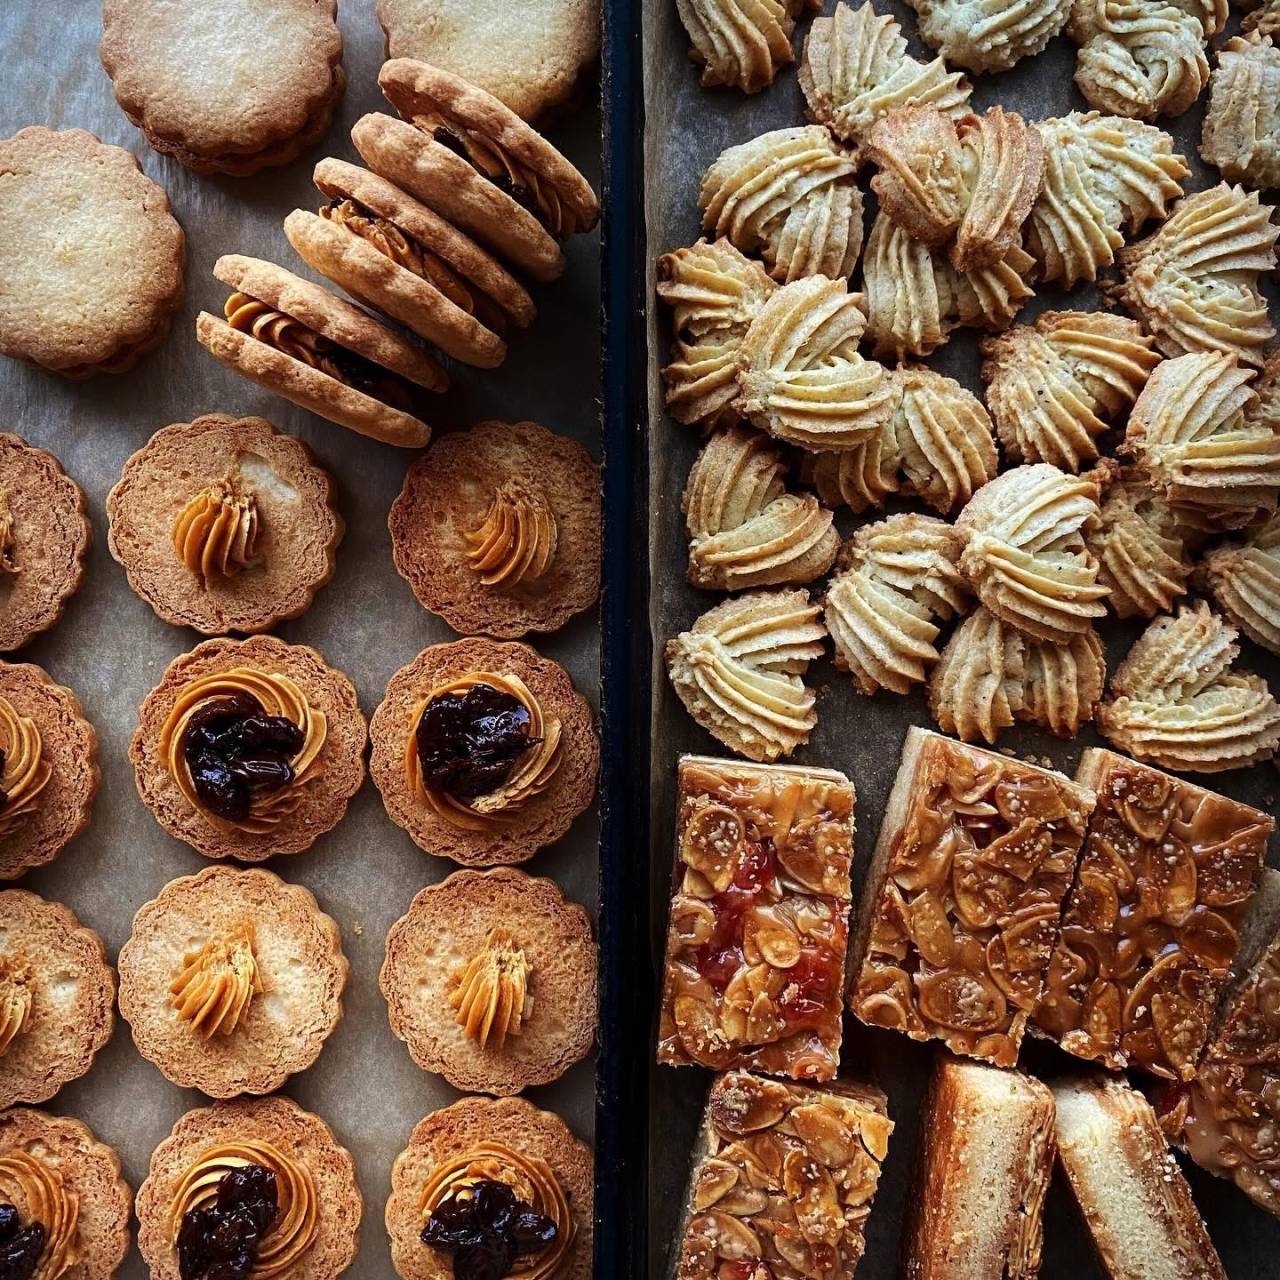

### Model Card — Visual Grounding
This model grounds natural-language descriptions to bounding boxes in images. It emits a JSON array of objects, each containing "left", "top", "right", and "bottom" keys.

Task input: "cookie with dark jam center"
[
  {"left": 177, "top": 1164, "right": 278, "bottom": 1280},
  {"left": 421, "top": 1179, "right": 557, "bottom": 1280},
  {"left": 415, "top": 683, "right": 538, "bottom": 800}
]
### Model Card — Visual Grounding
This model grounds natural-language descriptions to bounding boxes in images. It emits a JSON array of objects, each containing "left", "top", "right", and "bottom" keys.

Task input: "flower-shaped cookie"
[
  {"left": 1201, "top": 31, "right": 1280, "bottom": 189},
  {"left": 1203, "top": 513, "right": 1280, "bottom": 654},
  {"left": 905, "top": 0, "right": 1072, "bottom": 72},
  {"left": 677, "top": 0, "right": 816, "bottom": 92}
]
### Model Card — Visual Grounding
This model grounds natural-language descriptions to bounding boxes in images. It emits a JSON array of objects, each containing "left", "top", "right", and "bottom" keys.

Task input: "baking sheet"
[
  {"left": 642, "top": 4, "right": 1280, "bottom": 1275},
  {"left": 0, "top": 4, "right": 601, "bottom": 1277}
]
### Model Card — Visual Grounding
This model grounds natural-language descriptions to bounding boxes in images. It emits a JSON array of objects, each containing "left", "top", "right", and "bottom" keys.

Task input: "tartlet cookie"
[
  {"left": 0, "top": 662, "right": 98, "bottom": 882},
  {"left": 370, "top": 638, "right": 598, "bottom": 866},
  {"left": 376, "top": 0, "right": 600, "bottom": 122},
  {"left": 118, "top": 865, "right": 348, "bottom": 1098},
  {"left": 100, "top": 0, "right": 345, "bottom": 176},
  {"left": 0, "top": 127, "right": 184, "bottom": 378},
  {"left": 0, "top": 890, "right": 115, "bottom": 1109},
  {"left": 130, "top": 634, "right": 366, "bottom": 862},
  {"left": 136, "top": 1095, "right": 361, "bottom": 1280},
  {"left": 386, "top": 1096, "right": 592, "bottom": 1280},
  {"left": 389, "top": 420, "right": 601, "bottom": 638},
  {"left": 196, "top": 255, "right": 443, "bottom": 449},
  {"left": 380, "top": 867, "right": 596, "bottom": 1094},
  {"left": 0, "top": 433, "right": 91, "bottom": 652},
  {"left": 107, "top": 414, "right": 343, "bottom": 636},
  {"left": 0, "top": 1108, "right": 132, "bottom": 1280}
]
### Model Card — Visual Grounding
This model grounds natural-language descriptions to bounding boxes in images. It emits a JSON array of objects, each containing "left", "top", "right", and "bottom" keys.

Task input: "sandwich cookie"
[
  {"left": 101, "top": 0, "right": 345, "bottom": 176},
  {"left": 0, "top": 434, "right": 91, "bottom": 652},
  {"left": 369, "top": 638, "right": 598, "bottom": 866},
  {"left": 137, "top": 1095, "right": 360, "bottom": 1280},
  {"left": 130, "top": 634, "right": 366, "bottom": 862},
  {"left": 196, "top": 255, "right": 443, "bottom": 448},
  {"left": 352, "top": 59, "right": 600, "bottom": 283},
  {"left": 389, "top": 420, "right": 601, "bottom": 638},
  {"left": 386, "top": 1096, "right": 593, "bottom": 1280},
  {"left": 0, "top": 127, "right": 184, "bottom": 378},
  {"left": 380, "top": 868, "right": 597, "bottom": 1095},
  {"left": 285, "top": 158, "right": 534, "bottom": 367},
  {"left": 0, "top": 890, "right": 115, "bottom": 1109},
  {"left": 107, "top": 414, "right": 343, "bottom": 636}
]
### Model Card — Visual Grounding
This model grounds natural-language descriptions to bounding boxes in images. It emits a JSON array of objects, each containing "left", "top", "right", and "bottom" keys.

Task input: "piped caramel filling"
[
  {"left": 0, "top": 487, "right": 17, "bottom": 576},
  {"left": 0, "top": 1150, "right": 79, "bottom": 1280},
  {"left": 464, "top": 480, "right": 558, "bottom": 587},
  {"left": 170, "top": 922, "right": 263, "bottom": 1038},
  {"left": 449, "top": 926, "right": 532, "bottom": 1049},
  {"left": 0, "top": 952, "right": 33, "bottom": 1057},
  {"left": 0, "top": 694, "right": 52, "bottom": 840},
  {"left": 173, "top": 480, "right": 262, "bottom": 582}
]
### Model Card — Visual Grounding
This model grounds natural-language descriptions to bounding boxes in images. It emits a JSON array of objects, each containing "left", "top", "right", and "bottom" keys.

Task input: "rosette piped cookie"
[
  {"left": 130, "top": 635, "right": 366, "bottom": 861},
  {"left": 677, "top": 0, "right": 816, "bottom": 93},
  {"left": 0, "top": 663, "right": 98, "bottom": 882},
  {"left": 387, "top": 1096, "right": 592, "bottom": 1280},
  {"left": 197, "top": 255, "right": 443, "bottom": 449},
  {"left": 0, "top": 1108, "right": 132, "bottom": 1280},
  {"left": 137, "top": 1096, "right": 360, "bottom": 1280},
  {"left": 905, "top": 0, "right": 1070, "bottom": 73},
  {"left": 370, "top": 639, "right": 598, "bottom": 866},
  {"left": 0, "top": 127, "right": 184, "bottom": 378},
  {"left": 107, "top": 415, "right": 343, "bottom": 636},
  {"left": 118, "top": 866, "right": 348, "bottom": 1098},
  {"left": 352, "top": 59, "right": 599, "bottom": 285},
  {"left": 101, "top": 0, "right": 344, "bottom": 176},
  {"left": 389, "top": 420, "right": 600, "bottom": 638},
  {"left": 0, "top": 891, "right": 115, "bottom": 1109},
  {"left": 1203, "top": 512, "right": 1280, "bottom": 654},
  {"left": 380, "top": 868, "right": 596, "bottom": 1095},
  {"left": 1202, "top": 30, "right": 1280, "bottom": 189},
  {"left": 0, "top": 435, "right": 91, "bottom": 652}
]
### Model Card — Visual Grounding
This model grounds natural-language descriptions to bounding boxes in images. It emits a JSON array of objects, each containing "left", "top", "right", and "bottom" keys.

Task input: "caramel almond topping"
[
  {"left": 0, "top": 486, "right": 17, "bottom": 576},
  {"left": 173, "top": 479, "right": 262, "bottom": 582},
  {"left": 170, "top": 922, "right": 263, "bottom": 1038},
  {"left": 0, "top": 694, "right": 52, "bottom": 840},
  {"left": 0, "top": 952, "right": 34, "bottom": 1057},
  {"left": 464, "top": 480, "right": 558, "bottom": 588},
  {"left": 449, "top": 926, "right": 533, "bottom": 1050},
  {"left": 169, "top": 1141, "right": 318, "bottom": 1280},
  {"left": 0, "top": 1149, "right": 80, "bottom": 1280}
]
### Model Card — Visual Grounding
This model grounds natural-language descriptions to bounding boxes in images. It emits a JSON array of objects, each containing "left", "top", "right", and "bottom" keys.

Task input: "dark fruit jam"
[
  {"left": 0, "top": 1202, "right": 47, "bottom": 1280},
  {"left": 420, "top": 1180, "right": 557, "bottom": 1280},
  {"left": 177, "top": 1164, "right": 279, "bottom": 1280},
  {"left": 180, "top": 692, "right": 305, "bottom": 824},
  {"left": 416, "top": 684, "right": 539, "bottom": 801}
]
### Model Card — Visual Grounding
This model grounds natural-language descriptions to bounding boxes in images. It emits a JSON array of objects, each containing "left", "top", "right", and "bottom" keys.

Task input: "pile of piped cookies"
[{"left": 655, "top": 1, "right": 1280, "bottom": 1278}]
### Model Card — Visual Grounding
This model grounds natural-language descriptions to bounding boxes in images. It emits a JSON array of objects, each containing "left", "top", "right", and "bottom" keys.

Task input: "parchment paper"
[
  {"left": 644, "top": 4, "right": 1280, "bottom": 1275},
  {"left": 0, "top": 5, "right": 601, "bottom": 1277}
]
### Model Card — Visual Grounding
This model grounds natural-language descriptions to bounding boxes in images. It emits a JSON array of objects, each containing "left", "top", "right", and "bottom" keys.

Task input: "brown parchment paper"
[
  {"left": 643, "top": 3, "right": 1280, "bottom": 1276},
  {"left": 0, "top": 5, "right": 601, "bottom": 1278}
]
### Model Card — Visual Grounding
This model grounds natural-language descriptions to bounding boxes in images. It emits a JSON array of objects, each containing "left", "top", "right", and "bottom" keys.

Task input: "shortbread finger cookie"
[
  {"left": 389, "top": 420, "right": 601, "bottom": 638},
  {"left": 0, "top": 662, "right": 98, "bottom": 881},
  {"left": 380, "top": 868, "right": 596, "bottom": 1094},
  {"left": 370, "top": 638, "right": 598, "bottom": 866},
  {"left": 130, "top": 634, "right": 366, "bottom": 861},
  {"left": 0, "top": 127, "right": 184, "bottom": 378},
  {"left": 0, "top": 891, "right": 115, "bottom": 1109},
  {"left": 137, "top": 1096, "right": 360, "bottom": 1280},
  {"left": 107, "top": 414, "right": 342, "bottom": 636},
  {"left": 387, "top": 1096, "right": 592, "bottom": 1280},
  {"left": 101, "top": 0, "right": 344, "bottom": 176},
  {"left": 0, "top": 433, "right": 91, "bottom": 652},
  {"left": 0, "top": 1108, "right": 132, "bottom": 1280},
  {"left": 119, "top": 865, "right": 347, "bottom": 1097},
  {"left": 197, "top": 255, "right": 443, "bottom": 449}
]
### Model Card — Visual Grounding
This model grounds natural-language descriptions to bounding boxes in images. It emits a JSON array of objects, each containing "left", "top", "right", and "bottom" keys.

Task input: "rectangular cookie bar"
[
  {"left": 675, "top": 1069, "right": 892, "bottom": 1280},
  {"left": 1033, "top": 747, "right": 1272, "bottom": 1079},
  {"left": 847, "top": 726, "right": 1093, "bottom": 1066},
  {"left": 656, "top": 754, "right": 856, "bottom": 1081}
]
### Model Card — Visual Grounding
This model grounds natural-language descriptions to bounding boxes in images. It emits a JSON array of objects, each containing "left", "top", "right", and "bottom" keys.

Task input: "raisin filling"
[
  {"left": 415, "top": 684, "right": 539, "bottom": 801},
  {"left": 180, "top": 692, "right": 305, "bottom": 824},
  {"left": 0, "top": 1203, "right": 46, "bottom": 1280},
  {"left": 420, "top": 1180, "right": 557, "bottom": 1280},
  {"left": 430, "top": 126, "right": 544, "bottom": 229},
  {"left": 177, "top": 1164, "right": 279, "bottom": 1280}
]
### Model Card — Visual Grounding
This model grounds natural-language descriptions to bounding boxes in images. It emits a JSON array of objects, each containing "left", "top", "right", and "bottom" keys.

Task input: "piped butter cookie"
[
  {"left": 386, "top": 1096, "right": 592, "bottom": 1280},
  {"left": 0, "top": 890, "right": 115, "bottom": 1109},
  {"left": 196, "top": 255, "right": 443, "bottom": 449},
  {"left": 130, "top": 635, "right": 366, "bottom": 862},
  {"left": 0, "top": 1108, "right": 132, "bottom": 1280},
  {"left": 0, "top": 662, "right": 98, "bottom": 882},
  {"left": 0, "top": 434, "right": 91, "bottom": 652},
  {"left": 0, "top": 127, "right": 184, "bottom": 378},
  {"left": 380, "top": 868, "right": 596, "bottom": 1095},
  {"left": 101, "top": 0, "right": 345, "bottom": 176},
  {"left": 107, "top": 414, "right": 343, "bottom": 636},
  {"left": 389, "top": 420, "right": 600, "bottom": 639},
  {"left": 370, "top": 639, "right": 598, "bottom": 866},
  {"left": 137, "top": 1095, "right": 360, "bottom": 1280}
]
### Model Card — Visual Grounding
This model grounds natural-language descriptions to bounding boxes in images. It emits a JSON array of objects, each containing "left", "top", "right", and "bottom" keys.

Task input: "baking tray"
[
  {"left": 0, "top": 4, "right": 603, "bottom": 1277},
  {"left": 639, "top": 3, "right": 1280, "bottom": 1276}
]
